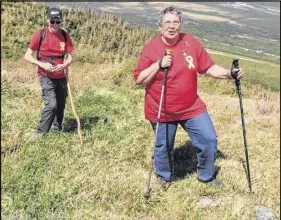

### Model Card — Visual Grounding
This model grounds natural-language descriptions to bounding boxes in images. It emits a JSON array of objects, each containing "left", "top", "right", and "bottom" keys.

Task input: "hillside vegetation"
[
  {"left": 1, "top": 2, "right": 154, "bottom": 64},
  {"left": 1, "top": 2, "right": 279, "bottom": 92},
  {"left": 182, "top": 22, "right": 280, "bottom": 64},
  {"left": 1, "top": 2, "right": 280, "bottom": 220}
]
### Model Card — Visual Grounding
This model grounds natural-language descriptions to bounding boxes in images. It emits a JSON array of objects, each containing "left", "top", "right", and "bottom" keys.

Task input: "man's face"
[
  {"left": 160, "top": 12, "right": 181, "bottom": 40},
  {"left": 48, "top": 17, "right": 62, "bottom": 28}
]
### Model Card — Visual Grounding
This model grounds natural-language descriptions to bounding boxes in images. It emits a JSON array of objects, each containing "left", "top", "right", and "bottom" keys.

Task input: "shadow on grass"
[
  {"left": 173, "top": 140, "right": 226, "bottom": 180},
  {"left": 63, "top": 116, "right": 108, "bottom": 133}
]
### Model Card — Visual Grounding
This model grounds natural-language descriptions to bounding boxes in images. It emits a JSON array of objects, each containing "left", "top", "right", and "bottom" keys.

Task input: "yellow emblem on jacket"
[
  {"left": 60, "top": 42, "right": 65, "bottom": 51},
  {"left": 183, "top": 52, "right": 195, "bottom": 70}
]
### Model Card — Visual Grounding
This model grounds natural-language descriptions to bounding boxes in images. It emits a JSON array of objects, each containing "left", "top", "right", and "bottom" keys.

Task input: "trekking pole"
[
  {"left": 66, "top": 73, "right": 83, "bottom": 145},
  {"left": 144, "top": 49, "right": 171, "bottom": 200},
  {"left": 232, "top": 58, "right": 252, "bottom": 193}
]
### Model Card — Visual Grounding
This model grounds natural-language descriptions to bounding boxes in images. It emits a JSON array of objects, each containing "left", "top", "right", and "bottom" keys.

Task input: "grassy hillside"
[
  {"left": 1, "top": 60, "right": 280, "bottom": 219},
  {"left": 1, "top": 2, "right": 154, "bottom": 64},
  {"left": 1, "top": 2, "right": 279, "bottom": 92},
  {"left": 182, "top": 24, "right": 280, "bottom": 64},
  {"left": 46, "top": 2, "right": 280, "bottom": 64},
  {"left": 1, "top": 2, "right": 280, "bottom": 219}
]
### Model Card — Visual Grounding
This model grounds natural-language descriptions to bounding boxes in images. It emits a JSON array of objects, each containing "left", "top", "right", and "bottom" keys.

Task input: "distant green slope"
[{"left": 1, "top": 2, "right": 279, "bottom": 91}]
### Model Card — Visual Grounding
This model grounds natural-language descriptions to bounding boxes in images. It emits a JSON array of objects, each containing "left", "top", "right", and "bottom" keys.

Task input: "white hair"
[{"left": 158, "top": 6, "right": 183, "bottom": 27}]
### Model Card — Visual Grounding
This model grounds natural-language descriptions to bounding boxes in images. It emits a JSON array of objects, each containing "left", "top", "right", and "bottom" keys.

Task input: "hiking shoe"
[
  {"left": 207, "top": 179, "right": 224, "bottom": 188},
  {"left": 50, "top": 128, "right": 61, "bottom": 133},
  {"left": 198, "top": 175, "right": 224, "bottom": 188},
  {"left": 50, "top": 125, "right": 62, "bottom": 133},
  {"left": 157, "top": 176, "right": 172, "bottom": 191},
  {"left": 209, "top": 179, "right": 224, "bottom": 187}
]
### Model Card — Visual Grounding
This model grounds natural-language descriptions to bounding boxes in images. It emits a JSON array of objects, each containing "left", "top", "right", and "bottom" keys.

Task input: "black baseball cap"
[{"left": 47, "top": 8, "right": 62, "bottom": 20}]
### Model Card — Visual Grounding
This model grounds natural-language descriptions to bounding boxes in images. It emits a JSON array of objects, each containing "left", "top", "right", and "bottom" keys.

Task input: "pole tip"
[{"left": 144, "top": 192, "right": 150, "bottom": 200}]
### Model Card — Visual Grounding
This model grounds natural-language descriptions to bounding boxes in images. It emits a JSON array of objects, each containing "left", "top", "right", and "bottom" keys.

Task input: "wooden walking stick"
[{"left": 66, "top": 71, "right": 83, "bottom": 145}]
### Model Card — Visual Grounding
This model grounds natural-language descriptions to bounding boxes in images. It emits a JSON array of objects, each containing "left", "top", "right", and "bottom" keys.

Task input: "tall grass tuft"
[{"left": 256, "top": 91, "right": 280, "bottom": 116}]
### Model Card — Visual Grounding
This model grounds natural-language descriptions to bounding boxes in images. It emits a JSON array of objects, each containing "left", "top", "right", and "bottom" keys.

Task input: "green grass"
[
  {"left": 2, "top": 79, "right": 280, "bottom": 219},
  {"left": 208, "top": 54, "right": 280, "bottom": 92},
  {"left": 1, "top": 2, "right": 280, "bottom": 219},
  {"left": 182, "top": 26, "right": 280, "bottom": 65}
]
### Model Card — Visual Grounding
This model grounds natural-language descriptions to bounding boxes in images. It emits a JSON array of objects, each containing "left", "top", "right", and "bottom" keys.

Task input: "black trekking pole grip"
[
  {"left": 163, "top": 68, "right": 168, "bottom": 85},
  {"left": 232, "top": 58, "right": 240, "bottom": 87}
]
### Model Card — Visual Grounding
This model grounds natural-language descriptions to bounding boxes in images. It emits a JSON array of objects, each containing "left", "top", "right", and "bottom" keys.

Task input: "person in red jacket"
[
  {"left": 134, "top": 6, "right": 244, "bottom": 189},
  {"left": 24, "top": 7, "right": 74, "bottom": 135}
]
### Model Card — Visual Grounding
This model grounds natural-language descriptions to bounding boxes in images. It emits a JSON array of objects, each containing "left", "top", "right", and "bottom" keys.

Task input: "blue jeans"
[{"left": 150, "top": 112, "right": 217, "bottom": 182}]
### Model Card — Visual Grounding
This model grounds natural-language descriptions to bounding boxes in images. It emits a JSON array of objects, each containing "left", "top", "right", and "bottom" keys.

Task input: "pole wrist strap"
[{"left": 158, "top": 56, "right": 166, "bottom": 71}]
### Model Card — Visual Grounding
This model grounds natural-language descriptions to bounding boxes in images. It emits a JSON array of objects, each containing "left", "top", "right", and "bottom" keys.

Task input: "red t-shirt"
[
  {"left": 134, "top": 33, "right": 215, "bottom": 122},
  {"left": 29, "top": 26, "right": 74, "bottom": 79}
]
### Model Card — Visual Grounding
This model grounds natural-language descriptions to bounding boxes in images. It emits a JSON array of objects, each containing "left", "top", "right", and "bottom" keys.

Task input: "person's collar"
[{"left": 161, "top": 34, "right": 179, "bottom": 46}]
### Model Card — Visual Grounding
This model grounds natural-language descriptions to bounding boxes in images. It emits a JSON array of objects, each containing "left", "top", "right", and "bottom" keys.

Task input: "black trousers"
[{"left": 36, "top": 75, "right": 67, "bottom": 133}]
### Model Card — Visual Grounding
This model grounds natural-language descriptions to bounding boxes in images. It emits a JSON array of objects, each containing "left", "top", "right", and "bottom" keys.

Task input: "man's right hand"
[
  {"left": 38, "top": 62, "right": 54, "bottom": 72},
  {"left": 159, "top": 55, "right": 173, "bottom": 69}
]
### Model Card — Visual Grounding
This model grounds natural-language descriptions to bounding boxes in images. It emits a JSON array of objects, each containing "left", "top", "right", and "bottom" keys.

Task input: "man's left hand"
[{"left": 52, "top": 64, "right": 66, "bottom": 72}]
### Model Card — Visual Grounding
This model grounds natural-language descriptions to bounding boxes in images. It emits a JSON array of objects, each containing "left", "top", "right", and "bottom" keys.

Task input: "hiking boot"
[
  {"left": 198, "top": 178, "right": 224, "bottom": 188},
  {"left": 157, "top": 176, "right": 172, "bottom": 191},
  {"left": 207, "top": 179, "right": 224, "bottom": 187},
  {"left": 50, "top": 127, "right": 61, "bottom": 133},
  {"left": 50, "top": 125, "right": 62, "bottom": 133}
]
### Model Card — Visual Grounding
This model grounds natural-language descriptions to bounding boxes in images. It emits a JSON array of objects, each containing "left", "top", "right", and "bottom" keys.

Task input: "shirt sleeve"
[
  {"left": 28, "top": 29, "right": 41, "bottom": 51},
  {"left": 194, "top": 38, "right": 215, "bottom": 74},
  {"left": 65, "top": 32, "right": 74, "bottom": 53},
  {"left": 133, "top": 42, "right": 152, "bottom": 81}
]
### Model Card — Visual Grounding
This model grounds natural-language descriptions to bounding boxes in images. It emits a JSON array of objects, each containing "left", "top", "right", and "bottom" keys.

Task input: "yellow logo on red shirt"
[
  {"left": 183, "top": 52, "right": 195, "bottom": 70},
  {"left": 60, "top": 42, "right": 65, "bottom": 51}
]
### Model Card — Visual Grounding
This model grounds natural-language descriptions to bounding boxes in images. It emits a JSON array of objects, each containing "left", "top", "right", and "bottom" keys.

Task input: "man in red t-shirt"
[
  {"left": 134, "top": 6, "right": 245, "bottom": 189},
  {"left": 24, "top": 7, "right": 74, "bottom": 135}
]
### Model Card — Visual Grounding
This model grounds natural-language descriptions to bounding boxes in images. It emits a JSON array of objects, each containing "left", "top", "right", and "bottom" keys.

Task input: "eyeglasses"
[
  {"left": 162, "top": 21, "right": 181, "bottom": 27},
  {"left": 50, "top": 20, "right": 61, "bottom": 24}
]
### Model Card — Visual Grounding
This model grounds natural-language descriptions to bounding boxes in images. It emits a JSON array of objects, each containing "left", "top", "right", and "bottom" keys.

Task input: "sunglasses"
[{"left": 50, "top": 20, "right": 61, "bottom": 24}]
